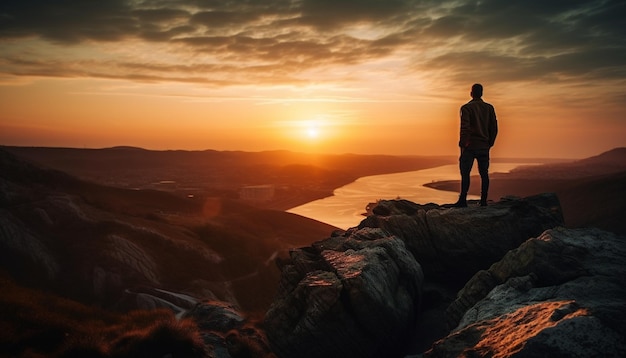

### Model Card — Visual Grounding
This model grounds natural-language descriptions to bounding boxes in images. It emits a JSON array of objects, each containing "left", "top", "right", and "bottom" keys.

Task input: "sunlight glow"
[
  {"left": 290, "top": 116, "right": 330, "bottom": 141},
  {"left": 474, "top": 300, "right": 590, "bottom": 358},
  {"left": 306, "top": 126, "right": 320, "bottom": 139},
  {"left": 301, "top": 118, "right": 327, "bottom": 140},
  {"left": 267, "top": 113, "right": 352, "bottom": 153}
]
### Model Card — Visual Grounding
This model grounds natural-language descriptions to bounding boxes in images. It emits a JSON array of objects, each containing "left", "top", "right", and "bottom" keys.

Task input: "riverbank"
[{"left": 287, "top": 163, "right": 530, "bottom": 229}]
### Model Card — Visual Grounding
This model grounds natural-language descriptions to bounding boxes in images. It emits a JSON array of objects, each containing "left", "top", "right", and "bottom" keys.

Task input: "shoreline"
[
  {"left": 285, "top": 162, "right": 554, "bottom": 230},
  {"left": 422, "top": 180, "right": 459, "bottom": 193}
]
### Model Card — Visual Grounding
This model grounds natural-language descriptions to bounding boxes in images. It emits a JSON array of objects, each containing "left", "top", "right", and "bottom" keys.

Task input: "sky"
[{"left": 1, "top": 0, "right": 625, "bottom": 158}]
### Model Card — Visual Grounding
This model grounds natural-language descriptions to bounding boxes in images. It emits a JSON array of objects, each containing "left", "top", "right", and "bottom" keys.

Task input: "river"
[{"left": 287, "top": 163, "right": 534, "bottom": 229}]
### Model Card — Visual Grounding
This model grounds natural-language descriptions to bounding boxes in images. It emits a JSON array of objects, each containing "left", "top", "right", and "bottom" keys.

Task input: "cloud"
[
  {"left": 415, "top": 0, "right": 626, "bottom": 86},
  {"left": 0, "top": 0, "right": 624, "bottom": 89},
  {"left": 0, "top": 0, "right": 138, "bottom": 43},
  {"left": 297, "top": 0, "right": 415, "bottom": 29}
]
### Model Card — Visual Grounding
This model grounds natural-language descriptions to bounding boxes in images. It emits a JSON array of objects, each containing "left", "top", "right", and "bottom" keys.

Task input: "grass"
[{"left": 0, "top": 272, "right": 206, "bottom": 358}]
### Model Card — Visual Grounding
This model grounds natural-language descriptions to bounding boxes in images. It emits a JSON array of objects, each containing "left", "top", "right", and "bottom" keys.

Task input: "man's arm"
[
  {"left": 489, "top": 106, "right": 498, "bottom": 147},
  {"left": 459, "top": 106, "right": 471, "bottom": 148}
]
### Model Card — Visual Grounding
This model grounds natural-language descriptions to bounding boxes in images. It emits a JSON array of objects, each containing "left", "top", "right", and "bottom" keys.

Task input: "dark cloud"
[
  {"left": 0, "top": 0, "right": 418, "bottom": 42},
  {"left": 174, "top": 32, "right": 392, "bottom": 74},
  {"left": 416, "top": 0, "right": 626, "bottom": 85},
  {"left": 190, "top": 10, "right": 262, "bottom": 28},
  {"left": 298, "top": 0, "right": 415, "bottom": 29},
  {"left": 140, "top": 25, "right": 195, "bottom": 42},
  {"left": 132, "top": 8, "right": 190, "bottom": 24},
  {"left": 0, "top": 0, "right": 138, "bottom": 43},
  {"left": 0, "top": 0, "right": 624, "bottom": 87}
]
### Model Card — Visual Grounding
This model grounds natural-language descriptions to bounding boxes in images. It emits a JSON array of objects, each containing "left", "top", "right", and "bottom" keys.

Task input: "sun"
[
  {"left": 300, "top": 119, "right": 323, "bottom": 141},
  {"left": 277, "top": 115, "right": 338, "bottom": 147},
  {"left": 306, "top": 125, "right": 320, "bottom": 139}
]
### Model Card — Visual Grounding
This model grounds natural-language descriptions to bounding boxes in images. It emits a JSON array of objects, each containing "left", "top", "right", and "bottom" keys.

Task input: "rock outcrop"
[
  {"left": 359, "top": 194, "right": 563, "bottom": 283},
  {"left": 264, "top": 194, "right": 564, "bottom": 358},
  {"left": 421, "top": 227, "right": 626, "bottom": 357},
  {"left": 265, "top": 228, "right": 423, "bottom": 358}
]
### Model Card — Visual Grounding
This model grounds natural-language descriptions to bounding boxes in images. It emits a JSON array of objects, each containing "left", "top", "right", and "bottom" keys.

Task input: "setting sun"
[
  {"left": 275, "top": 115, "right": 342, "bottom": 150},
  {"left": 305, "top": 121, "right": 321, "bottom": 139}
]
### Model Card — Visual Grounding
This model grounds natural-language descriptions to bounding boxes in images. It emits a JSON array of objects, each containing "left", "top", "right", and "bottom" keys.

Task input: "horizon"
[
  {"left": 7, "top": 143, "right": 621, "bottom": 161},
  {"left": 1, "top": 1, "right": 625, "bottom": 159}
]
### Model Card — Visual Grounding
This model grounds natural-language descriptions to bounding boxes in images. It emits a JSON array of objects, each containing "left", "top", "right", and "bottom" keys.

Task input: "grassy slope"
[{"left": 0, "top": 270, "right": 207, "bottom": 358}]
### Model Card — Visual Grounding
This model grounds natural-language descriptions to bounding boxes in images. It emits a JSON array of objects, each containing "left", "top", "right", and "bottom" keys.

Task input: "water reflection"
[{"left": 288, "top": 163, "right": 528, "bottom": 229}]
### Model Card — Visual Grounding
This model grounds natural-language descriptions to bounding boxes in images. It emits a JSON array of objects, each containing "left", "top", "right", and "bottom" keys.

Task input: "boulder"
[
  {"left": 420, "top": 227, "right": 626, "bottom": 357},
  {"left": 186, "top": 300, "right": 245, "bottom": 333},
  {"left": 185, "top": 301, "right": 276, "bottom": 358},
  {"left": 264, "top": 228, "right": 424, "bottom": 358}
]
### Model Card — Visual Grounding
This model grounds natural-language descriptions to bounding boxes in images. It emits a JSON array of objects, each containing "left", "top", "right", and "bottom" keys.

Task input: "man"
[{"left": 453, "top": 83, "right": 498, "bottom": 207}]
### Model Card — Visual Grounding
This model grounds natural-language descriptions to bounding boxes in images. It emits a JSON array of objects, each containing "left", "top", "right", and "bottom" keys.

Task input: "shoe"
[
  {"left": 480, "top": 200, "right": 488, "bottom": 207},
  {"left": 451, "top": 199, "right": 467, "bottom": 208}
]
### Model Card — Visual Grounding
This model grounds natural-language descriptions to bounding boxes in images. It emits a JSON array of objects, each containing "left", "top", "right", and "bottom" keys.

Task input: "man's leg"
[
  {"left": 455, "top": 148, "right": 474, "bottom": 207},
  {"left": 476, "top": 149, "right": 490, "bottom": 206}
]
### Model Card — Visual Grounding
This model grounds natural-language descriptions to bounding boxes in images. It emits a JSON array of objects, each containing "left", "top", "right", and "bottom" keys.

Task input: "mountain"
[
  {"left": 575, "top": 147, "right": 626, "bottom": 165},
  {"left": 505, "top": 146, "right": 626, "bottom": 179}
]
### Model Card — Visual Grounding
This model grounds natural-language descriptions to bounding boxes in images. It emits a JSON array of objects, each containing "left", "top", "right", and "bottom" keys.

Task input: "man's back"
[{"left": 459, "top": 98, "right": 497, "bottom": 149}]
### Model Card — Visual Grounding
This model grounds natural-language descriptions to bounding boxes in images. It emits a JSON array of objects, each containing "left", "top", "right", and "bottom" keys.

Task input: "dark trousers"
[{"left": 459, "top": 148, "right": 490, "bottom": 201}]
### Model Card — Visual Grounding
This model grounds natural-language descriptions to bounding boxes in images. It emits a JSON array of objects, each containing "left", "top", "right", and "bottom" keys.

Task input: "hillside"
[{"left": 0, "top": 148, "right": 337, "bottom": 315}]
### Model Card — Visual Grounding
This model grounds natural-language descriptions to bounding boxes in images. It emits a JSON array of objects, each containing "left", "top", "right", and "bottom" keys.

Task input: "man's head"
[{"left": 471, "top": 83, "right": 483, "bottom": 99}]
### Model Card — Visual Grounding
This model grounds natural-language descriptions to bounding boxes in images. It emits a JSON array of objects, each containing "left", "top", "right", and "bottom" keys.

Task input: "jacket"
[{"left": 459, "top": 98, "right": 498, "bottom": 149}]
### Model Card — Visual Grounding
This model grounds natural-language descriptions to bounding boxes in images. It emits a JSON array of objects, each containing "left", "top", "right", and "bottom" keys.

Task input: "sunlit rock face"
[
  {"left": 423, "top": 227, "right": 626, "bottom": 357},
  {"left": 264, "top": 228, "right": 424, "bottom": 358}
]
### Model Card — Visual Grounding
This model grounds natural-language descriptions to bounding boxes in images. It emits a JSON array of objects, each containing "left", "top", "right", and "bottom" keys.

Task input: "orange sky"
[{"left": 1, "top": 1, "right": 625, "bottom": 158}]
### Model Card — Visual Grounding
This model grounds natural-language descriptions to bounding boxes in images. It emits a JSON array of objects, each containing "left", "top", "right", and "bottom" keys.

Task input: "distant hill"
[
  {"left": 1, "top": 146, "right": 455, "bottom": 210},
  {"left": 506, "top": 147, "right": 626, "bottom": 179},
  {"left": 577, "top": 147, "right": 626, "bottom": 164}
]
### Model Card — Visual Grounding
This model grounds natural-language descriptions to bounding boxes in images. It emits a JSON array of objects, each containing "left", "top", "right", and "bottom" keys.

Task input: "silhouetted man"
[{"left": 453, "top": 83, "right": 498, "bottom": 207}]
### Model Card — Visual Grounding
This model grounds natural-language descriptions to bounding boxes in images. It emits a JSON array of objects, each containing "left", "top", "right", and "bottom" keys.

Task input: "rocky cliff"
[{"left": 263, "top": 194, "right": 625, "bottom": 358}]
